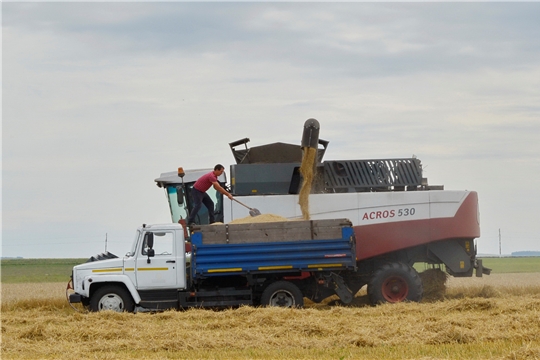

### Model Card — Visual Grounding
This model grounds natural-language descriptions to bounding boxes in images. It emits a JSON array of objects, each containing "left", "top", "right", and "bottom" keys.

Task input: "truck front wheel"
[
  {"left": 368, "top": 262, "right": 423, "bottom": 304},
  {"left": 89, "top": 285, "right": 135, "bottom": 312},
  {"left": 261, "top": 281, "right": 304, "bottom": 308}
]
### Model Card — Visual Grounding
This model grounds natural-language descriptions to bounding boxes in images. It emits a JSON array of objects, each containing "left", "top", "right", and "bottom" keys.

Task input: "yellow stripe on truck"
[
  {"left": 207, "top": 268, "right": 242, "bottom": 273},
  {"left": 258, "top": 265, "right": 293, "bottom": 271},
  {"left": 92, "top": 268, "right": 122, "bottom": 273},
  {"left": 92, "top": 267, "right": 169, "bottom": 273},
  {"left": 308, "top": 264, "right": 342, "bottom": 269}
]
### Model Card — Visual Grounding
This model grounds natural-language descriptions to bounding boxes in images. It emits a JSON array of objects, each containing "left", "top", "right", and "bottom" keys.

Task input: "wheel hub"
[
  {"left": 382, "top": 276, "right": 409, "bottom": 302},
  {"left": 99, "top": 294, "right": 124, "bottom": 312},
  {"left": 270, "top": 291, "right": 294, "bottom": 307}
]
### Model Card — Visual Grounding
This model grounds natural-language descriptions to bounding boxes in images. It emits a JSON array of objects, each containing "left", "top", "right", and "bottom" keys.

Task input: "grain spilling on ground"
[
  {"left": 229, "top": 213, "right": 290, "bottom": 224},
  {"left": 298, "top": 147, "right": 317, "bottom": 220},
  {"left": 419, "top": 268, "right": 448, "bottom": 301}
]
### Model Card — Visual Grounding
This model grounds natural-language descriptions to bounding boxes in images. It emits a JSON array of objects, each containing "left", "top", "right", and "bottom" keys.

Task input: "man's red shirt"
[{"left": 193, "top": 171, "right": 218, "bottom": 192}]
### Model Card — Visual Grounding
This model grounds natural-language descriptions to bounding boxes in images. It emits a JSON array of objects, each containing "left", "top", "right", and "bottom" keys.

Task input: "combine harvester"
[{"left": 155, "top": 119, "right": 490, "bottom": 305}]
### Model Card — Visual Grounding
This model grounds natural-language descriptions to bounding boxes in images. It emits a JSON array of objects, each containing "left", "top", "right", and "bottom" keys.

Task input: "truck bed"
[{"left": 190, "top": 219, "right": 356, "bottom": 277}]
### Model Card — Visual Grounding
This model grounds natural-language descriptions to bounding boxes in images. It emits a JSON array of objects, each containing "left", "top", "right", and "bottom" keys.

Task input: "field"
[
  {"left": 477, "top": 257, "right": 540, "bottom": 273},
  {"left": 2, "top": 256, "right": 538, "bottom": 283},
  {"left": 1, "top": 258, "right": 540, "bottom": 359},
  {"left": 1, "top": 258, "right": 86, "bottom": 283}
]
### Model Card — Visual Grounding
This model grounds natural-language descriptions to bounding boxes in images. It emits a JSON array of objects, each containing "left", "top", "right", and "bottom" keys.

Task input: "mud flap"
[{"left": 330, "top": 273, "right": 353, "bottom": 304}]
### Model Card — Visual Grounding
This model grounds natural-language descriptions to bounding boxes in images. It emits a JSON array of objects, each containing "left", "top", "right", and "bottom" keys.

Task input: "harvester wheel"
[
  {"left": 368, "top": 262, "right": 423, "bottom": 304},
  {"left": 89, "top": 285, "right": 135, "bottom": 313},
  {"left": 261, "top": 281, "right": 304, "bottom": 308}
]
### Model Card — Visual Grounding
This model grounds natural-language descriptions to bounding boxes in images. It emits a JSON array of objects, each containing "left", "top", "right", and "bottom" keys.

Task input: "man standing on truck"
[{"left": 187, "top": 164, "right": 233, "bottom": 225}]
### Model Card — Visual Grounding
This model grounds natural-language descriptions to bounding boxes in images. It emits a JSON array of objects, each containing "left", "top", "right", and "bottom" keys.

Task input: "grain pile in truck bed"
[{"left": 229, "top": 213, "right": 290, "bottom": 224}]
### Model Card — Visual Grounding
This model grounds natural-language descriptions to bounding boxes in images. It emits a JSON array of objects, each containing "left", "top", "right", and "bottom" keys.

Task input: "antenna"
[{"left": 105, "top": 233, "right": 108, "bottom": 252}]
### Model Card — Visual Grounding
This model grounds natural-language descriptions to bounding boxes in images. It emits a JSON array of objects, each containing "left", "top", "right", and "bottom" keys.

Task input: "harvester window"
[
  {"left": 167, "top": 186, "right": 189, "bottom": 223},
  {"left": 166, "top": 183, "right": 224, "bottom": 225}
]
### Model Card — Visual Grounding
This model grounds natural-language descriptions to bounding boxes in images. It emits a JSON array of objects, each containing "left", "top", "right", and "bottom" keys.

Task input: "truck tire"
[
  {"left": 89, "top": 285, "right": 135, "bottom": 312},
  {"left": 367, "top": 262, "right": 423, "bottom": 304},
  {"left": 260, "top": 281, "right": 304, "bottom": 308}
]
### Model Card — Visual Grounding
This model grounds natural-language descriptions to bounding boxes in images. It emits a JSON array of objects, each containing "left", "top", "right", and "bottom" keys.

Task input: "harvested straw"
[
  {"left": 419, "top": 268, "right": 448, "bottom": 301},
  {"left": 3, "top": 291, "right": 540, "bottom": 359},
  {"left": 3, "top": 279, "right": 540, "bottom": 359}
]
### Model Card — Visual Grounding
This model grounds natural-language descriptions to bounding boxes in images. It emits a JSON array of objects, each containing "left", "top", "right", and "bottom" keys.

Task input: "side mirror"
[
  {"left": 176, "top": 186, "right": 184, "bottom": 205},
  {"left": 145, "top": 232, "right": 154, "bottom": 249},
  {"left": 145, "top": 232, "right": 155, "bottom": 263}
]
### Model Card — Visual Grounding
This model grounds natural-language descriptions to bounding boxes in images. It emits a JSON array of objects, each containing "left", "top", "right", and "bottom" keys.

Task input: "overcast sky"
[{"left": 2, "top": 2, "right": 540, "bottom": 259}]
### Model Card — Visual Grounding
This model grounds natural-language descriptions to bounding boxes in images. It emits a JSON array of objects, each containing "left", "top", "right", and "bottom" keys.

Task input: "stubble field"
[{"left": 1, "top": 260, "right": 540, "bottom": 360}]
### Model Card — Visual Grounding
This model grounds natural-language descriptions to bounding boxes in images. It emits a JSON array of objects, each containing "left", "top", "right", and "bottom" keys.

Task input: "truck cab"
[{"left": 70, "top": 224, "right": 188, "bottom": 312}]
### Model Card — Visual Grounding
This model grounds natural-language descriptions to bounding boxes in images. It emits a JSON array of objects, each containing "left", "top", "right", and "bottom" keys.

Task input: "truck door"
[{"left": 135, "top": 231, "right": 181, "bottom": 289}]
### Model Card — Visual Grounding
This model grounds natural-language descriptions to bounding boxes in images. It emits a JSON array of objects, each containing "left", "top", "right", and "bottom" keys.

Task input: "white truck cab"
[{"left": 70, "top": 224, "right": 187, "bottom": 312}]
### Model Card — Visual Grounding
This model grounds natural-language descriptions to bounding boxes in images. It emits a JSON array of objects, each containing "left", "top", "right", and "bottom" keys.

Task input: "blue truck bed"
[{"left": 189, "top": 219, "right": 356, "bottom": 277}]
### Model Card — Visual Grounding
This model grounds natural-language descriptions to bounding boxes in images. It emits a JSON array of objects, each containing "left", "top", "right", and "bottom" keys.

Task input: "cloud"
[{"left": 3, "top": 2, "right": 540, "bottom": 257}]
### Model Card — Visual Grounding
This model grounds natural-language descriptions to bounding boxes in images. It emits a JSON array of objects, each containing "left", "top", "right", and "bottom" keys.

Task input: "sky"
[{"left": 2, "top": 2, "right": 540, "bottom": 259}]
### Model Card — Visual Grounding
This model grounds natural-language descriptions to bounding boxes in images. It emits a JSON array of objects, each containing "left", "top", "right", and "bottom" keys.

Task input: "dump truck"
[
  {"left": 68, "top": 219, "right": 357, "bottom": 312},
  {"left": 154, "top": 119, "right": 490, "bottom": 304}
]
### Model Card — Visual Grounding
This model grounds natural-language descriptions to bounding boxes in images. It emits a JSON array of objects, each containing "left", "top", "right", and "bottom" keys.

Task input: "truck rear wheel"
[
  {"left": 90, "top": 285, "right": 135, "bottom": 312},
  {"left": 261, "top": 281, "right": 304, "bottom": 308},
  {"left": 368, "top": 262, "right": 423, "bottom": 304}
]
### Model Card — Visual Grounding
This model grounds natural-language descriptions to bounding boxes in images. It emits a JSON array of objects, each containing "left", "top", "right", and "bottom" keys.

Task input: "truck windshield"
[
  {"left": 128, "top": 229, "right": 141, "bottom": 257},
  {"left": 166, "top": 183, "right": 223, "bottom": 224}
]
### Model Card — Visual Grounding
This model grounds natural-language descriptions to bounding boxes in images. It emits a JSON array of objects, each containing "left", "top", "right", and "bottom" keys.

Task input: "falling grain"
[{"left": 298, "top": 147, "right": 317, "bottom": 220}]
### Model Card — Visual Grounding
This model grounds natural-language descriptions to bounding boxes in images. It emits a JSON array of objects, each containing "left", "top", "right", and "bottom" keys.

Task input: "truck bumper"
[{"left": 69, "top": 294, "right": 82, "bottom": 303}]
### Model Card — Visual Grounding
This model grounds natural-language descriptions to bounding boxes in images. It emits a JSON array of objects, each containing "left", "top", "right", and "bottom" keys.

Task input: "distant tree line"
[{"left": 511, "top": 251, "right": 540, "bottom": 257}]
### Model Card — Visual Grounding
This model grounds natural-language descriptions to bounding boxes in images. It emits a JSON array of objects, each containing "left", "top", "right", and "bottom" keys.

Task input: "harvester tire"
[
  {"left": 368, "top": 262, "right": 423, "bottom": 305},
  {"left": 261, "top": 281, "right": 304, "bottom": 308},
  {"left": 89, "top": 285, "right": 135, "bottom": 313}
]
